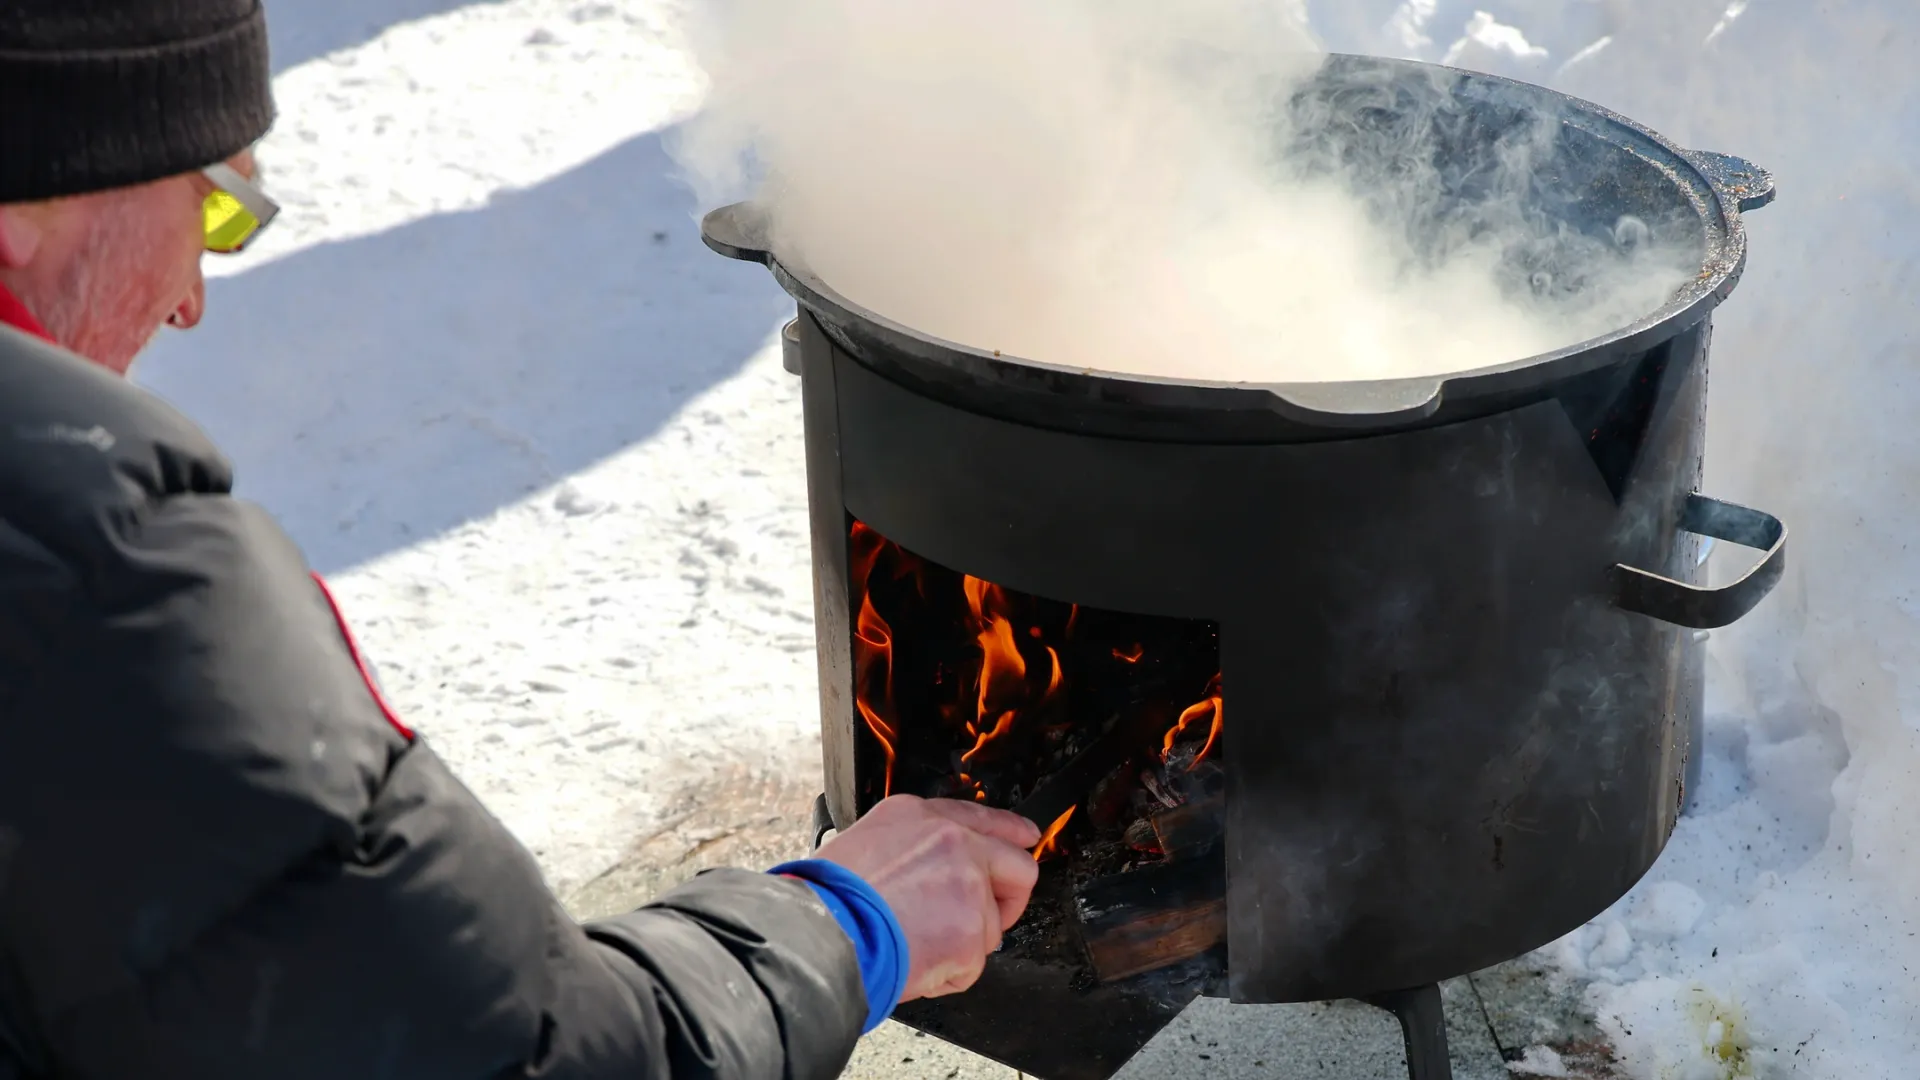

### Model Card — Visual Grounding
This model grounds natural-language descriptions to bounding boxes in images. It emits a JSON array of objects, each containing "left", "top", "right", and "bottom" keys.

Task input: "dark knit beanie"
[{"left": 0, "top": 0, "right": 275, "bottom": 202}]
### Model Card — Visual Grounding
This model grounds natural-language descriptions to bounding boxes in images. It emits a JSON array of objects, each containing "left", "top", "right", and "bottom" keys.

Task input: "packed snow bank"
[
  {"left": 1318, "top": 2, "right": 1920, "bottom": 1076},
  {"left": 1510, "top": 1044, "right": 1575, "bottom": 1078}
]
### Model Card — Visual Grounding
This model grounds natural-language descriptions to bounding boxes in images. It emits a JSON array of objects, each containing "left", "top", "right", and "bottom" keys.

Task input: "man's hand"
[{"left": 815, "top": 795, "right": 1041, "bottom": 1000}]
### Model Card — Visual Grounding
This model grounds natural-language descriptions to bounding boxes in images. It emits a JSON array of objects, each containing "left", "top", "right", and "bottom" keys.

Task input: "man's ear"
[{"left": 0, "top": 206, "right": 44, "bottom": 269}]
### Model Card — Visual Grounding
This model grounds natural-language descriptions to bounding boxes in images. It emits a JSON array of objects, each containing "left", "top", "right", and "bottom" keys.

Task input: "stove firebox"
[
  {"left": 705, "top": 54, "right": 1787, "bottom": 1080},
  {"left": 850, "top": 516, "right": 1232, "bottom": 984}
]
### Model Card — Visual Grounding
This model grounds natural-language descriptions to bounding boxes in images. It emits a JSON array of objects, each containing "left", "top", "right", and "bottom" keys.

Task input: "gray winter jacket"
[{"left": 0, "top": 323, "right": 864, "bottom": 1079}]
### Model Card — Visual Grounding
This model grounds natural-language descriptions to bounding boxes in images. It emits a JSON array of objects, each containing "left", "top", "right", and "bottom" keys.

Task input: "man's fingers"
[
  {"left": 922, "top": 797, "right": 1043, "bottom": 848},
  {"left": 966, "top": 830, "right": 1039, "bottom": 931},
  {"left": 928, "top": 953, "right": 988, "bottom": 999},
  {"left": 964, "top": 834, "right": 1009, "bottom": 955},
  {"left": 924, "top": 975, "right": 972, "bottom": 999},
  {"left": 980, "top": 884, "right": 1004, "bottom": 961},
  {"left": 915, "top": 953, "right": 986, "bottom": 1001},
  {"left": 847, "top": 797, "right": 1047, "bottom": 1006},
  {"left": 994, "top": 891, "right": 1027, "bottom": 933}
]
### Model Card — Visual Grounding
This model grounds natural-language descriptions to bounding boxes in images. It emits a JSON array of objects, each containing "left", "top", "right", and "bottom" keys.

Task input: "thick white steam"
[{"left": 672, "top": 0, "right": 1696, "bottom": 383}]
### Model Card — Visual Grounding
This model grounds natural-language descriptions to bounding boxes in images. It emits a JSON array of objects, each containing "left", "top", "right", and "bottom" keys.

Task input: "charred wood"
[
  {"left": 1074, "top": 847, "right": 1227, "bottom": 983},
  {"left": 1010, "top": 701, "right": 1175, "bottom": 835},
  {"left": 1149, "top": 792, "right": 1224, "bottom": 858}
]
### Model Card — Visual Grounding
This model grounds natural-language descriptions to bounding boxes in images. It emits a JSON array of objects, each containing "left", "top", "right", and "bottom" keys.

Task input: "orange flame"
[
  {"left": 1162, "top": 672, "right": 1224, "bottom": 770},
  {"left": 850, "top": 521, "right": 902, "bottom": 795},
  {"left": 965, "top": 577, "right": 1029, "bottom": 719},
  {"left": 1034, "top": 805, "right": 1076, "bottom": 862},
  {"left": 959, "top": 576, "right": 1035, "bottom": 776},
  {"left": 962, "top": 708, "right": 1020, "bottom": 764},
  {"left": 854, "top": 592, "right": 899, "bottom": 793},
  {"left": 856, "top": 520, "right": 1227, "bottom": 857}
]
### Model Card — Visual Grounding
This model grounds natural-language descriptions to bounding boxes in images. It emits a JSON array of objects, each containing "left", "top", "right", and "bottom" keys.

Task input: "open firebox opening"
[{"left": 849, "top": 517, "right": 1230, "bottom": 986}]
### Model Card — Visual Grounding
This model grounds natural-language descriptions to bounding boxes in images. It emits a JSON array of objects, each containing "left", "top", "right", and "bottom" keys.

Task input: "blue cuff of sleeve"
[{"left": 770, "top": 860, "right": 910, "bottom": 1033}]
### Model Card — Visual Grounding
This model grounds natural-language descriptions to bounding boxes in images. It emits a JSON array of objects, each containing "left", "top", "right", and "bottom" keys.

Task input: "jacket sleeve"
[{"left": 0, "top": 484, "right": 867, "bottom": 1080}]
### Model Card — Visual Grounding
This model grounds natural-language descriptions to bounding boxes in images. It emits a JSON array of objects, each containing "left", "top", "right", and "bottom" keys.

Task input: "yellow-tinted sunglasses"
[{"left": 201, "top": 162, "right": 279, "bottom": 254}]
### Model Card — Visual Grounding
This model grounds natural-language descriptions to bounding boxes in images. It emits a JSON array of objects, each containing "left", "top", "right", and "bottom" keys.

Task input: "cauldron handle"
[{"left": 1610, "top": 494, "right": 1787, "bottom": 630}]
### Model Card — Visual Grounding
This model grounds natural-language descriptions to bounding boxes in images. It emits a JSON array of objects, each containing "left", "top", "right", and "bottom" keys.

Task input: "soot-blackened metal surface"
[
  {"left": 890, "top": 951, "right": 1203, "bottom": 1080},
  {"left": 807, "top": 314, "right": 1705, "bottom": 1009},
  {"left": 799, "top": 316, "right": 863, "bottom": 834}
]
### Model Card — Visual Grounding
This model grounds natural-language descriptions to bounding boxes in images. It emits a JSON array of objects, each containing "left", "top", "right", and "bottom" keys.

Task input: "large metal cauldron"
[{"left": 703, "top": 53, "right": 1784, "bottom": 1076}]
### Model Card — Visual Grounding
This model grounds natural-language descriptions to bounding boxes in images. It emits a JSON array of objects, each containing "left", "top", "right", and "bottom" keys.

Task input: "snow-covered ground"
[{"left": 134, "top": 1, "right": 1919, "bottom": 1077}]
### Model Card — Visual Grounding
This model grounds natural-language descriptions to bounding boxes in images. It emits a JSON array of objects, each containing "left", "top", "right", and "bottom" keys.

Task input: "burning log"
[
  {"left": 1010, "top": 702, "right": 1174, "bottom": 839},
  {"left": 1148, "top": 792, "right": 1224, "bottom": 858},
  {"left": 1123, "top": 817, "right": 1159, "bottom": 853},
  {"left": 1073, "top": 781, "right": 1226, "bottom": 981},
  {"left": 1138, "top": 770, "right": 1181, "bottom": 810},
  {"left": 1074, "top": 850, "right": 1227, "bottom": 983}
]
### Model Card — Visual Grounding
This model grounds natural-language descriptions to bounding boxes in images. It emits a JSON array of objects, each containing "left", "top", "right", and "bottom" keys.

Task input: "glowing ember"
[
  {"left": 1113, "top": 643, "right": 1144, "bottom": 663},
  {"left": 1034, "top": 805, "right": 1076, "bottom": 861}
]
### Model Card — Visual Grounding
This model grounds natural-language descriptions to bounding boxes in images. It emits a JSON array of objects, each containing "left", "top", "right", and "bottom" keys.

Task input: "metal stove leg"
[
  {"left": 1361, "top": 984, "right": 1453, "bottom": 1080},
  {"left": 810, "top": 792, "right": 836, "bottom": 851}
]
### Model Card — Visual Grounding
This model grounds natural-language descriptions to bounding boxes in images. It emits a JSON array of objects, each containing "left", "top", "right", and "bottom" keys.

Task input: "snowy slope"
[{"left": 133, "top": 1, "right": 1920, "bottom": 1075}]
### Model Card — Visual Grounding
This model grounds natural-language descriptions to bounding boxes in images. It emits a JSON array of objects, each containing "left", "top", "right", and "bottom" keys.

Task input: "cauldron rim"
[{"left": 702, "top": 53, "right": 1769, "bottom": 434}]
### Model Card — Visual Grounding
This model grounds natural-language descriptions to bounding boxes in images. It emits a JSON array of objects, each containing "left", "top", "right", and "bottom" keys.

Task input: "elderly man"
[{"left": 0, "top": 2, "right": 1040, "bottom": 1078}]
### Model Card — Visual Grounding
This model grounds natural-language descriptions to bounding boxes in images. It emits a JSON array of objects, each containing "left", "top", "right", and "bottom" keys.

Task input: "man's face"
[{"left": 0, "top": 151, "right": 255, "bottom": 375}]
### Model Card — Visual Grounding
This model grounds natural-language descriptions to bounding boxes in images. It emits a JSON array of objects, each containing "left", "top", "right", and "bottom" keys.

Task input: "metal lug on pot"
[
  {"left": 700, "top": 201, "right": 776, "bottom": 264},
  {"left": 1694, "top": 630, "right": 1712, "bottom": 643},
  {"left": 782, "top": 318, "right": 803, "bottom": 375},
  {"left": 1682, "top": 151, "right": 1777, "bottom": 213},
  {"left": 1263, "top": 377, "right": 1446, "bottom": 427}
]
